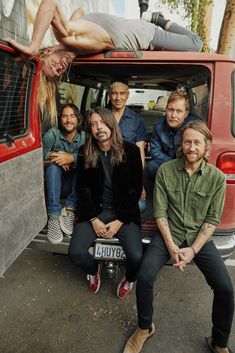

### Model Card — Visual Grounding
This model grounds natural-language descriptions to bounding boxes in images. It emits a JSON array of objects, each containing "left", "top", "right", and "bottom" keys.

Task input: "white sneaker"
[
  {"left": 47, "top": 216, "right": 63, "bottom": 244},
  {"left": 141, "top": 11, "right": 152, "bottom": 22},
  {"left": 141, "top": 11, "right": 164, "bottom": 26},
  {"left": 59, "top": 207, "right": 75, "bottom": 236}
]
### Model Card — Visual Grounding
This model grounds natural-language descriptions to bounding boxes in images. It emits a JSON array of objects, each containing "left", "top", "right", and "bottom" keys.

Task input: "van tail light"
[{"left": 217, "top": 153, "right": 235, "bottom": 184}]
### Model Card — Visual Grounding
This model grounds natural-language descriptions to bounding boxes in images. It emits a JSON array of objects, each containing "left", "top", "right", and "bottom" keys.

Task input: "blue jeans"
[
  {"left": 146, "top": 159, "right": 161, "bottom": 182},
  {"left": 45, "top": 164, "right": 78, "bottom": 216},
  {"left": 136, "top": 233, "right": 234, "bottom": 348},
  {"left": 138, "top": 198, "right": 147, "bottom": 213}
]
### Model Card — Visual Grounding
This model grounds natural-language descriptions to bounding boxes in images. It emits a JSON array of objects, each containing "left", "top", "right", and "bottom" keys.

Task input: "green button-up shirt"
[{"left": 154, "top": 157, "right": 226, "bottom": 246}]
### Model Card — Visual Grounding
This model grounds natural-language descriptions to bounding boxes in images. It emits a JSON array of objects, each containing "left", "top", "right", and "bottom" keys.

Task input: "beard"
[
  {"left": 95, "top": 131, "right": 111, "bottom": 143},
  {"left": 184, "top": 151, "right": 206, "bottom": 164}
]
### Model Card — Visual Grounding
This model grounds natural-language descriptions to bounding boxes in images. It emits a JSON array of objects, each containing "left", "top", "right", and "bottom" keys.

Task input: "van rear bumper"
[
  {"left": 213, "top": 228, "right": 235, "bottom": 260},
  {"left": 29, "top": 229, "right": 235, "bottom": 261}
]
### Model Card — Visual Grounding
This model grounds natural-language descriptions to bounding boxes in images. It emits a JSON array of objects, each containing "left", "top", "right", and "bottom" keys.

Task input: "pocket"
[
  {"left": 166, "top": 187, "right": 182, "bottom": 206},
  {"left": 122, "top": 132, "right": 136, "bottom": 143},
  {"left": 190, "top": 190, "right": 212, "bottom": 209}
]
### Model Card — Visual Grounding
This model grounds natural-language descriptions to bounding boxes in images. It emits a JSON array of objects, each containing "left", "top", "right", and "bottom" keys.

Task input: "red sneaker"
[
  {"left": 117, "top": 277, "right": 133, "bottom": 298},
  {"left": 87, "top": 263, "right": 101, "bottom": 294}
]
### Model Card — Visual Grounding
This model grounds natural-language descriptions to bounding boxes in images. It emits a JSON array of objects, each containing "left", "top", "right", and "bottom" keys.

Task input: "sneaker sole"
[
  {"left": 205, "top": 337, "right": 233, "bottom": 353},
  {"left": 47, "top": 235, "right": 64, "bottom": 244}
]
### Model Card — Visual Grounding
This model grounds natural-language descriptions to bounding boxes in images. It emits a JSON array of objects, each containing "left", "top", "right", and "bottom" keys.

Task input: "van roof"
[{"left": 73, "top": 51, "right": 235, "bottom": 64}]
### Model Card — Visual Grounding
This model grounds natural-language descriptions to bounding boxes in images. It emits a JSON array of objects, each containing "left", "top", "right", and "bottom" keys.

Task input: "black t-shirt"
[{"left": 100, "top": 150, "right": 114, "bottom": 209}]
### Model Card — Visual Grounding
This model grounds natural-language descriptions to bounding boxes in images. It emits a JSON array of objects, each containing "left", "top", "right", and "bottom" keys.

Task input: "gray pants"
[{"left": 150, "top": 23, "right": 203, "bottom": 52}]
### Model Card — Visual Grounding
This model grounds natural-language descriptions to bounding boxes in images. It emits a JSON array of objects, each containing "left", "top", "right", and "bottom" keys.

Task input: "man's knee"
[{"left": 138, "top": 262, "right": 158, "bottom": 283}]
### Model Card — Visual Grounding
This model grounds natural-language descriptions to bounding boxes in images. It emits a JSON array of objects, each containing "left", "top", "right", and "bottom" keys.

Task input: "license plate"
[{"left": 94, "top": 243, "right": 126, "bottom": 260}]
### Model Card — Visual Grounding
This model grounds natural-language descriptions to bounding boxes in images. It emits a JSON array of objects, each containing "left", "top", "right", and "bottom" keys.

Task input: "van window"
[
  {"left": 57, "top": 82, "right": 85, "bottom": 110},
  {"left": 191, "top": 83, "right": 209, "bottom": 120},
  {"left": 61, "top": 63, "right": 211, "bottom": 138},
  {"left": 0, "top": 51, "right": 33, "bottom": 142}
]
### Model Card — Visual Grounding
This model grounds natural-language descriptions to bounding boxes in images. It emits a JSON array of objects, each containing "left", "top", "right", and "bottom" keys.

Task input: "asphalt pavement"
[{"left": 0, "top": 248, "right": 234, "bottom": 353}]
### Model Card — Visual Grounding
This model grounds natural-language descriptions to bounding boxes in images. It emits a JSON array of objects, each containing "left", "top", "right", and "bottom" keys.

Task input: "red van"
[{"left": 0, "top": 42, "right": 234, "bottom": 276}]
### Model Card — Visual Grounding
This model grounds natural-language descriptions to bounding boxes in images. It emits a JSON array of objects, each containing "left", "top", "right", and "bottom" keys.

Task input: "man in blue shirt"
[
  {"left": 43, "top": 103, "right": 85, "bottom": 244},
  {"left": 147, "top": 90, "right": 199, "bottom": 182},
  {"left": 108, "top": 79, "right": 147, "bottom": 212}
]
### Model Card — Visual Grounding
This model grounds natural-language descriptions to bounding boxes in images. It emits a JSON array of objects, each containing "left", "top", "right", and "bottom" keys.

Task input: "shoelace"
[{"left": 87, "top": 274, "right": 97, "bottom": 284}]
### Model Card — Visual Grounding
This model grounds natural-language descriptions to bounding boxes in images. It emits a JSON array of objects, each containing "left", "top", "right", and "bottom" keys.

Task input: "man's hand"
[
  {"left": 168, "top": 245, "right": 182, "bottom": 267},
  {"left": 100, "top": 220, "right": 123, "bottom": 239},
  {"left": 49, "top": 151, "right": 74, "bottom": 167},
  {"left": 91, "top": 218, "right": 108, "bottom": 237},
  {"left": 173, "top": 247, "right": 195, "bottom": 271},
  {"left": 4, "top": 38, "right": 37, "bottom": 60},
  {"left": 61, "top": 165, "right": 70, "bottom": 172}
]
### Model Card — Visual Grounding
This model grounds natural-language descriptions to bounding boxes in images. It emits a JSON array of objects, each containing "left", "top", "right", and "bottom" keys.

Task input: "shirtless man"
[{"left": 6, "top": 0, "right": 203, "bottom": 80}]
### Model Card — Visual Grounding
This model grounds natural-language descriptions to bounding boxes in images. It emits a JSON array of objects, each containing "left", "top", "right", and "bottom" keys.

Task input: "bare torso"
[{"left": 53, "top": 18, "right": 115, "bottom": 54}]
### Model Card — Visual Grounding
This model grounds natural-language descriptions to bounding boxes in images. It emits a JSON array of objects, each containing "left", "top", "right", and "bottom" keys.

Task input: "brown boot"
[
  {"left": 206, "top": 337, "right": 233, "bottom": 353},
  {"left": 123, "top": 323, "right": 156, "bottom": 353}
]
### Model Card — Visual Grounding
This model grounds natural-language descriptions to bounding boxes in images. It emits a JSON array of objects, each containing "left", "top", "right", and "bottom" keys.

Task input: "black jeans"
[
  {"left": 69, "top": 209, "right": 143, "bottom": 282},
  {"left": 136, "top": 232, "right": 234, "bottom": 348}
]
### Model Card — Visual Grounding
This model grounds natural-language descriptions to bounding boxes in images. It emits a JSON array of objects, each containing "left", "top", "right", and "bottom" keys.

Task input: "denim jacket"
[
  {"left": 42, "top": 128, "right": 85, "bottom": 166},
  {"left": 150, "top": 113, "right": 199, "bottom": 166}
]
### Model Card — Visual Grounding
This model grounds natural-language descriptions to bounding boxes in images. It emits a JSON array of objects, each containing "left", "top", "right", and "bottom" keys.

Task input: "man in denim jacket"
[
  {"left": 43, "top": 103, "right": 85, "bottom": 244},
  {"left": 147, "top": 91, "right": 199, "bottom": 182}
]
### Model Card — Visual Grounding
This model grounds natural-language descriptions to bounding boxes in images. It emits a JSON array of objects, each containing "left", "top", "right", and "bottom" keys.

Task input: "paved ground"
[{"left": 0, "top": 248, "right": 234, "bottom": 353}]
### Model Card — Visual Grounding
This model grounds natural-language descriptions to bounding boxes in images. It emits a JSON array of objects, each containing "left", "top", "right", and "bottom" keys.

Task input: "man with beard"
[
  {"left": 123, "top": 120, "right": 234, "bottom": 353},
  {"left": 6, "top": 0, "right": 202, "bottom": 81},
  {"left": 43, "top": 103, "right": 84, "bottom": 244},
  {"left": 68, "top": 107, "right": 143, "bottom": 298},
  {"left": 147, "top": 90, "right": 199, "bottom": 182}
]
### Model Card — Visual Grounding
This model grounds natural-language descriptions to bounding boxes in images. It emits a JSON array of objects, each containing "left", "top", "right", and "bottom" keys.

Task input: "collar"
[
  {"left": 60, "top": 130, "right": 80, "bottom": 142},
  {"left": 177, "top": 157, "right": 207, "bottom": 175},
  {"left": 121, "top": 106, "right": 136, "bottom": 120}
]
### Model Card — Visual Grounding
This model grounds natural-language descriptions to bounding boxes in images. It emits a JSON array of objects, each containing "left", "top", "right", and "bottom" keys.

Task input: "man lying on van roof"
[{"left": 5, "top": 0, "right": 203, "bottom": 81}]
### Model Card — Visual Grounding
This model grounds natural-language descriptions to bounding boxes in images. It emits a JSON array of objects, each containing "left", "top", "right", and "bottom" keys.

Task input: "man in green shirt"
[{"left": 123, "top": 120, "right": 234, "bottom": 353}]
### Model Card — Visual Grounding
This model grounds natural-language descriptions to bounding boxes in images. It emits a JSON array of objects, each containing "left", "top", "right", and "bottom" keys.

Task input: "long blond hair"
[{"left": 37, "top": 47, "right": 61, "bottom": 127}]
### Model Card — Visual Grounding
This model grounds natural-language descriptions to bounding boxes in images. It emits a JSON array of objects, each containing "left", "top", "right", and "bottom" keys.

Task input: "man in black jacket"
[{"left": 69, "top": 107, "right": 143, "bottom": 298}]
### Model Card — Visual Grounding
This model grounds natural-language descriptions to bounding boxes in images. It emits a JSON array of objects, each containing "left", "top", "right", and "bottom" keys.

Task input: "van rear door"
[{"left": 0, "top": 42, "right": 47, "bottom": 276}]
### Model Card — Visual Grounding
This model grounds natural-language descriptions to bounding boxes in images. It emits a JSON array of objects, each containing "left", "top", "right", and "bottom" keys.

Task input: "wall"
[
  {"left": 0, "top": 0, "right": 28, "bottom": 44},
  {"left": 0, "top": 0, "right": 118, "bottom": 45}
]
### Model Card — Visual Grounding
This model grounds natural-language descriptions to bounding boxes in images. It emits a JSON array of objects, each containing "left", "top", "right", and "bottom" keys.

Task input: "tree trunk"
[
  {"left": 217, "top": 0, "right": 235, "bottom": 57},
  {"left": 202, "top": 2, "right": 213, "bottom": 51}
]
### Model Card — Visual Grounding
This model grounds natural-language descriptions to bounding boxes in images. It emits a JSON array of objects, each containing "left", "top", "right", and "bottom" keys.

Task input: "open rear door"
[{"left": 0, "top": 42, "right": 47, "bottom": 276}]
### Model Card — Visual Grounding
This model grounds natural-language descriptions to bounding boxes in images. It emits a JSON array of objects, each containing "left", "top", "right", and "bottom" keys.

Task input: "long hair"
[
  {"left": 37, "top": 48, "right": 57, "bottom": 126},
  {"left": 84, "top": 107, "right": 125, "bottom": 169},
  {"left": 37, "top": 47, "right": 73, "bottom": 127},
  {"left": 177, "top": 120, "right": 212, "bottom": 161},
  {"left": 58, "top": 103, "right": 83, "bottom": 132}
]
